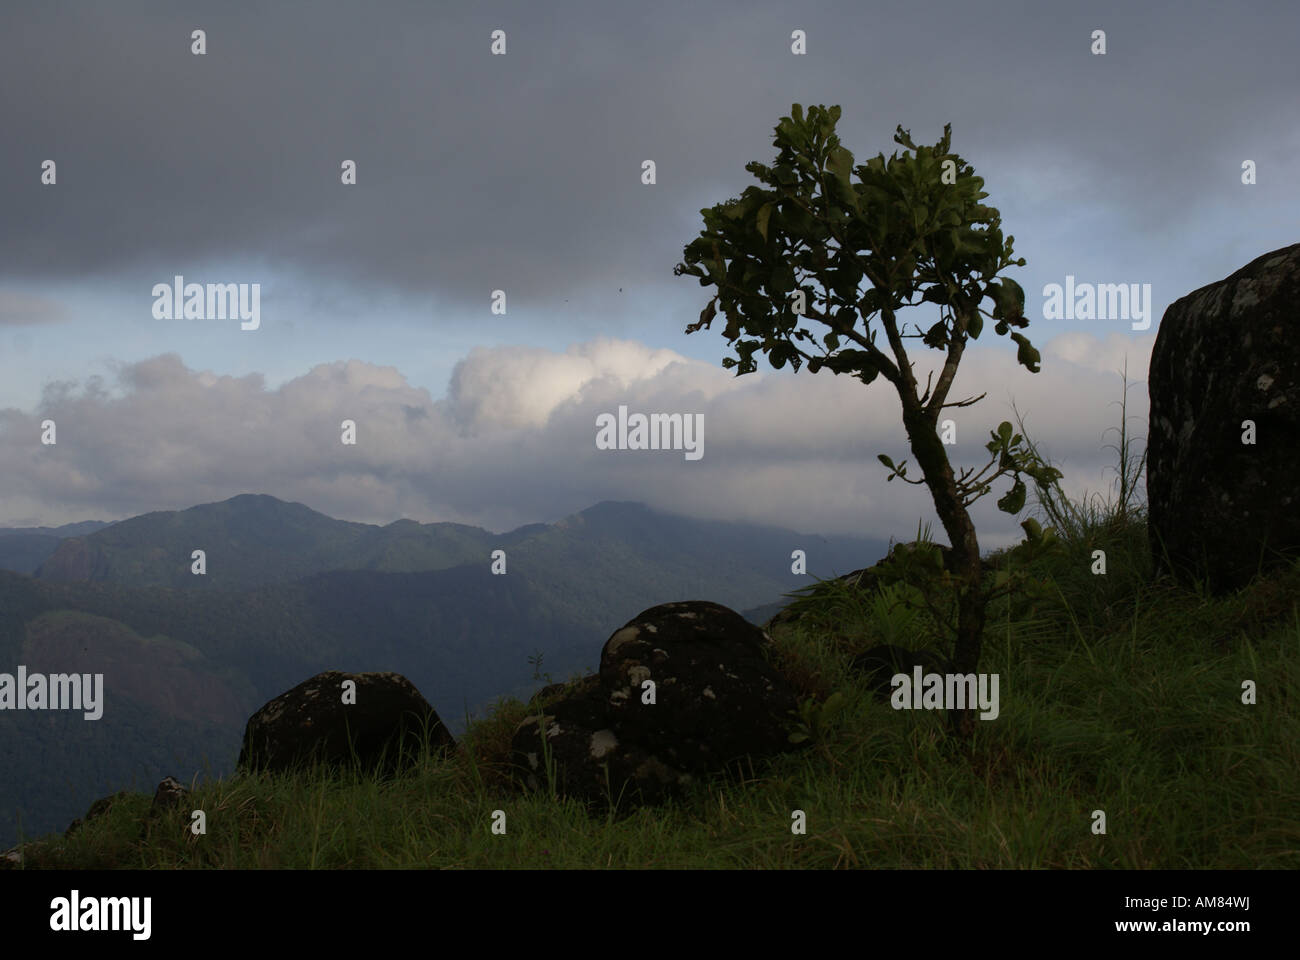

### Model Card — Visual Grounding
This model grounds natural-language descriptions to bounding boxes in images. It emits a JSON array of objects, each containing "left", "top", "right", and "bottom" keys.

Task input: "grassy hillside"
[{"left": 9, "top": 485, "right": 1297, "bottom": 869}]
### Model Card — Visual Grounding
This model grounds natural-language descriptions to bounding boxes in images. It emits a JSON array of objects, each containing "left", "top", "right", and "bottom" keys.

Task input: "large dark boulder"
[
  {"left": 599, "top": 601, "right": 799, "bottom": 773},
  {"left": 237, "top": 671, "right": 455, "bottom": 776},
  {"left": 512, "top": 676, "right": 689, "bottom": 808},
  {"left": 509, "top": 601, "right": 802, "bottom": 811},
  {"left": 1148, "top": 243, "right": 1300, "bottom": 593}
]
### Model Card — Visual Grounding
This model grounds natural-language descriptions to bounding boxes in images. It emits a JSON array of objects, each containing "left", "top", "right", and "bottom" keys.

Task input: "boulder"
[
  {"left": 1148, "top": 243, "right": 1300, "bottom": 593},
  {"left": 600, "top": 601, "right": 799, "bottom": 773},
  {"left": 512, "top": 676, "right": 688, "bottom": 808},
  {"left": 237, "top": 671, "right": 455, "bottom": 777},
  {"left": 510, "top": 600, "right": 802, "bottom": 811},
  {"left": 527, "top": 681, "right": 572, "bottom": 706},
  {"left": 151, "top": 776, "right": 189, "bottom": 813}
]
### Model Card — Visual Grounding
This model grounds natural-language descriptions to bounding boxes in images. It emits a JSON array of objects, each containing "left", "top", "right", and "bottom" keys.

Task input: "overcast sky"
[{"left": 1, "top": 0, "right": 1296, "bottom": 549}]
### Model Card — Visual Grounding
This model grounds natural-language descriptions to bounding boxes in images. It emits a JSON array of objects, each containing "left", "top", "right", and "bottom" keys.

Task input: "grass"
[{"left": 7, "top": 389, "right": 1298, "bottom": 869}]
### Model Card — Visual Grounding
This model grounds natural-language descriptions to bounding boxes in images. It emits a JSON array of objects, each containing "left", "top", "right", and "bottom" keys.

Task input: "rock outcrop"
[
  {"left": 64, "top": 790, "right": 130, "bottom": 838},
  {"left": 46, "top": 777, "right": 193, "bottom": 856},
  {"left": 1148, "top": 243, "right": 1300, "bottom": 593},
  {"left": 510, "top": 601, "right": 803, "bottom": 811},
  {"left": 237, "top": 671, "right": 455, "bottom": 776},
  {"left": 152, "top": 776, "right": 189, "bottom": 813}
]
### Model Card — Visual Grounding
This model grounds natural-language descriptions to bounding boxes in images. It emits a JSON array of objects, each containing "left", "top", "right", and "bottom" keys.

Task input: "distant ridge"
[
  {"left": 31, "top": 494, "right": 884, "bottom": 593},
  {"left": 0, "top": 520, "right": 112, "bottom": 538},
  {"left": 0, "top": 520, "right": 114, "bottom": 575},
  {"left": 33, "top": 493, "right": 536, "bottom": 589}
]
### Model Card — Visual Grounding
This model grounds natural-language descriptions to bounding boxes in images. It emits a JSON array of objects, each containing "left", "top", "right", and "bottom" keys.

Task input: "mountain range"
[
  {"left": 0, "top": 494, "right": 887, "bottom": 849},
  {"left": 0, "top": 521, "right": 113, "bottom": 576}
]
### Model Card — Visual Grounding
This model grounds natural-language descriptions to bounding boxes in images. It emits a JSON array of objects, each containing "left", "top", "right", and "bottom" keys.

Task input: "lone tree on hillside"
[{"left": 674, "top": 104, "right": 1061, "bottom": 736}]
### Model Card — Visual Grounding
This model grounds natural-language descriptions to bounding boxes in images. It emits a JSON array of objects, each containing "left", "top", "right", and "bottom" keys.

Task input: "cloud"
[
  {"left": 444, "top": 339, "right": 703, "bottom": 431},
  {"left": 1, "top": 0, "right": 1294, "bottom": 318},
  {"left": 0, "top": 290, "right": 68, "bottom": 325},
  {"left": 0, "top": 333, "right": 1152, "bottom": 549}
]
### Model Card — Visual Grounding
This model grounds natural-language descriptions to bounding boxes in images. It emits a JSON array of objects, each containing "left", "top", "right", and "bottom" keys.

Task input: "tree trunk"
[
  {"left": 899, "top": 404, "right": 986, "bottom": 737},
  {"left": 949, "top": 575, "right": 987, "bottom": 737}
]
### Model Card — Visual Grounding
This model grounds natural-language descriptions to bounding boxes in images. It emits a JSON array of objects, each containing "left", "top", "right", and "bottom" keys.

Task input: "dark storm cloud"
[{"left": 2, "top": 0, "right": 1296, "bottom": 312}]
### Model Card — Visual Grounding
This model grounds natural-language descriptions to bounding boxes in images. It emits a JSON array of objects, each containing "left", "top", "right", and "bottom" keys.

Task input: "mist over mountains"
[{"left": 0, "top": 494, "right": 887, "bottom": 848}]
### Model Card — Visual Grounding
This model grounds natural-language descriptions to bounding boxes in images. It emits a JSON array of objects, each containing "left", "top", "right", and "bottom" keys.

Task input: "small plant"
[
  {"left": 867, "top": 581, "right": 925, "bottom": 645},
  {"left": 1015, "top": 360, "right": 1147, "bottom": 550},
  {"left": 868, "top": 516, "right": 1062, "bottom": 656},
  {"left": 526, "top": 649, "right": 552, "bottom": 684},
  {"left": 788, "top": 690, "right": 848, "bottom": 746}
]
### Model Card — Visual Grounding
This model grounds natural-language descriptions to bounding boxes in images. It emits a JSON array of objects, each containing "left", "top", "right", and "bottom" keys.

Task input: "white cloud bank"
[{"left": 0, "top": 333, "right": 1155, "bottom": 549}]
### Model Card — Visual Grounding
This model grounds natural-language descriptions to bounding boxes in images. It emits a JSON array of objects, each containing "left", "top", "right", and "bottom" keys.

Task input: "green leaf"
[
  {"left": 997, "top": 478, "right": 1026, "bottom": 514},
  {"left": 825, "top": 145, "right": 859, "bottom": 212},
  {"left": 855, "top": 364, "right": 880, "bottom": 386},
  {"left": 923, "top": 320, "right": 947, "bottom": 349},
  {"left": 878, "top": 454, "right": 897, "bottom": 471},
  {"left": 756, "top": 202, "right": 775, "bottom": 242},
  {"left": 998, "top": 277, "right": 1025, "bottom": 317},
  {"left": 1010, "top": 332, "right": 1041, "bottom": 373},
  {"left": 685, "top": 298, "right": 717, "bottom": 335}
]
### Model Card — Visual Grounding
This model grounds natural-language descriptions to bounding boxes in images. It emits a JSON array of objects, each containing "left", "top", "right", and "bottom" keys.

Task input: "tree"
[{"left": 673, "top": 104, "right": 1061, "bottom": 736}]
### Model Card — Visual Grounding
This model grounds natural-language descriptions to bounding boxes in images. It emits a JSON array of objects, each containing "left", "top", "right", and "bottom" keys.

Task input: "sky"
[{"left": 1, "top": 0, "right": 1296, "bottom": 550}]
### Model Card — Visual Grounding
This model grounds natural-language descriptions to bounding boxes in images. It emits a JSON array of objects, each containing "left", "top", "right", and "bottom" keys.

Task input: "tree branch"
[
  {"left": 918, "top": 369, "right": 935, "bottom": 406},
  {"left": 925, "top": 318, "right": 966, "bottom": 419},
  {"left": 939, "top": 390, "right": 987, "bottom": 410}
]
